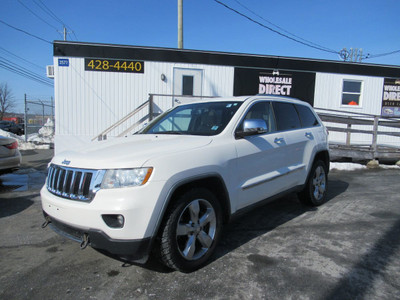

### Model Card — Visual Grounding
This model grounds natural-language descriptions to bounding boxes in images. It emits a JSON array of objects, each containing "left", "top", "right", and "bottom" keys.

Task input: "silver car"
[{"left": 0, "top": 135, "right": 22, "bottom": 174}]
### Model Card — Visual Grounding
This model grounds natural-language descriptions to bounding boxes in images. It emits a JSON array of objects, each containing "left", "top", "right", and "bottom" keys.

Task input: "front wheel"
[
  {"left": 159, "top": 188, "right": 222, "bottom": 272},
  {"left": 298, "top": 160, "right": 328, "bottom": 206}
]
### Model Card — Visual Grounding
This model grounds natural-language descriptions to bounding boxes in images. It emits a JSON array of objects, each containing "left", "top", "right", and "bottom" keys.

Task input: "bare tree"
[{"left": 0, "top": 83, "right": 15, "bottom": 120}]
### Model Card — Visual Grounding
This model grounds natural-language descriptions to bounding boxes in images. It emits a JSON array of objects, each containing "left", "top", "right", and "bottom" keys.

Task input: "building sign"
[
  {"left": 382, "top": 78, "right": 400, "bottom": 117},
  {"left": 233, "top": 67, "right": 316, "bottom": 105},
  {"left": 58, "top": 59, "right": 69, "bottom": 67},
  {"left": 258, "top": 73, "right": 293, "bottom": 96},
  {"left": 84, "top": 58, "right": 144, "bottom": 73}
]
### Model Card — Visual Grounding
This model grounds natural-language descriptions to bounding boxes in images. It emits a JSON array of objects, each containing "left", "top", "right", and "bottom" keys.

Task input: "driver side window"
[{"left": 238, "top": 101, "right": 276, "bottom": 133}]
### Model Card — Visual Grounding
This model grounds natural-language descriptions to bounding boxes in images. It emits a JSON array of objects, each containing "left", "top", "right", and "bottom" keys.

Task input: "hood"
[{"left": 51, "top": 134, "right": 212, "bottom": 169}]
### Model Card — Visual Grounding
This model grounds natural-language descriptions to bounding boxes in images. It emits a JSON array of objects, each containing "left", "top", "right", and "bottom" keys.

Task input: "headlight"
[{"left": 101, "top": 167, "right": 153, "bottom": 189}]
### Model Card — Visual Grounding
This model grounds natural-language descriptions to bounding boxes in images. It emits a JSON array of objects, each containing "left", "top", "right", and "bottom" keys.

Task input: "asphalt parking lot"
[{"left": 0, "top": 150, "right": 399, "bottom": 299}]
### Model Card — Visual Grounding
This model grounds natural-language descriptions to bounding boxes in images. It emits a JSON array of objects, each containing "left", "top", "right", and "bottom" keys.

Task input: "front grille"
[{"left": 46, "top": 164, "right": 105, "bottom": 201}]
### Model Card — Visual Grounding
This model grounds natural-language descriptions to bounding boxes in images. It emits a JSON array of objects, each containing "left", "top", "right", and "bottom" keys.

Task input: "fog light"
[{"left": 102, "top": 214, "right": 125, "bottom": 228}]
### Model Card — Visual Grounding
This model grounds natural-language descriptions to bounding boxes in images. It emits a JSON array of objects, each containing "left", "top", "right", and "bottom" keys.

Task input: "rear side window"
[
  {"left": 272, "top": 102, "right": 301, "bottom": 131},
  {"left": 296, "top": 104, "right": 320, "bottom": 128}
]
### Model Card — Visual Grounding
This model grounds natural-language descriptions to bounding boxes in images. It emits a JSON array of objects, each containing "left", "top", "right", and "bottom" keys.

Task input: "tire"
[
  {"left": 298, "top": 160, "right": 328, "bottom": 206},
  {"left": 159, "top": 188, "right": 222, "bottom": 272}
]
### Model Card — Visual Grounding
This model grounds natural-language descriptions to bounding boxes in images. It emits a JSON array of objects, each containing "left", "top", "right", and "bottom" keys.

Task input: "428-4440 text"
[{"left": 84, "top": 58, "right": 144, "bottom": 73}]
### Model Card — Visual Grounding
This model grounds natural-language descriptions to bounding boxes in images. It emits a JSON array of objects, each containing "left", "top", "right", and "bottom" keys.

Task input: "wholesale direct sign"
[
  {"left": 382, "top": 78, "right": 400, "bottom": 117},
  {"left": 258, "top": 74, "right": 293, "bottom": 96},
  {"left": 233, "top": 67, "right": 316, "bottom": 106}
]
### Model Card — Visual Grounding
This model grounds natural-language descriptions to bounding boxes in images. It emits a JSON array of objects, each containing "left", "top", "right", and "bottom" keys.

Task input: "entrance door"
[{"left": 173, "top": 68, "right": 203, "bottom": 106}]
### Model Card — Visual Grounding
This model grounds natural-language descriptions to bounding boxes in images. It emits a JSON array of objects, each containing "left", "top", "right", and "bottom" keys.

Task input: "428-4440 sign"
[{"left": 85, "top": 58, "right": 144, "bottom": 73}]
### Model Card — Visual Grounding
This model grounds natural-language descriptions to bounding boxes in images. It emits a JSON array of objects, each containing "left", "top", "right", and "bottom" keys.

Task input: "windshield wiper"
[{"left": 154, "top": 131, "right": 184, "bottom": 135}]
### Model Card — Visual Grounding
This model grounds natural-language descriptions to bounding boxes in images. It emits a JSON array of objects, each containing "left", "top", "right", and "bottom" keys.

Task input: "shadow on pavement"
[
  {"left": 212, "top": 179, "right": 349, "bottom": 263},
  {"left": 0, "top": 194, "right": 38, "bottom": 218},
  {"left": 118, "top": 179, "right": 350, "bottom": 273},
  {"left": 118, "top": 178, "right": 349, "bottom": 273},
  {"left": 324, "top": 217, "right": 400, "bottom": 299}
]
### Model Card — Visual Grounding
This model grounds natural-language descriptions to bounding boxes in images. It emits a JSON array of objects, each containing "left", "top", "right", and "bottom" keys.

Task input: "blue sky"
[{"left": 1, "top": 0, "right": 399, "bottom": 113}]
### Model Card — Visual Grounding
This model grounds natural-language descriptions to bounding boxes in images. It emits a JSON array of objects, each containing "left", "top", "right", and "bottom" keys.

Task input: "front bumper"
[
  {"left": 43, "top": 211, "right": 151, "bottom": 259},
  {"left": 40, "top": 179, "right": 167, "bottom": 258}
]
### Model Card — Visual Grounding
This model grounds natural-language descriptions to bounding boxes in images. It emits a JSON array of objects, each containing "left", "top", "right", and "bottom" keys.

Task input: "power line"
[
  {"left": 0, "top": 19, "right": 52, "bottom": 44},
  {"left": 17, "top": 0, "right": 59, "bottom": 31},
  {"left": 0, "top": 46, "right": 44, "bottom": 71},
  {"left": 232, "top": 0, "right": 337, "bottom": 53},
  {"left": 32, "top": 0, "right": 76, "bottom": 40},
  {"left": 366, "top": 49, "right": 400, "bottom": 60},
  {"left": 0, "top": 61, "right": 53, "bottom": 87},
  {"left": 0, "top": 62, "right": 53, "bottom": 87},
  {"left": 217, "top": 0, "right": 400, "bottom": 61},
  {"left": 213, "top": 0, "right": 340, "bottom": 55},
  {"left": 32, "top": 0, "right": 65, "bottom": 26},
  {"left": 0, "top": 56, "right": 53, "bottom": 87}
]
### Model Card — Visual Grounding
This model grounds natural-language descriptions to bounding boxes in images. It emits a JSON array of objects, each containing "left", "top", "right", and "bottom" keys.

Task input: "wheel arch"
[
  {"left": 313, "top": 150, "right": 330, "bottom": 173},
  {"left": 153, "top": 174, "right": 231, "bottom": 239}
]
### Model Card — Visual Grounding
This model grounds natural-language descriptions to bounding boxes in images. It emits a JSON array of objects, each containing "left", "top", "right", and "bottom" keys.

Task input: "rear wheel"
[
  {"left": 159, "top": 188, "right": 222, "bottom": 272},
  {"left": 298, "top": 160, "right": 328, "bottom": 206}
]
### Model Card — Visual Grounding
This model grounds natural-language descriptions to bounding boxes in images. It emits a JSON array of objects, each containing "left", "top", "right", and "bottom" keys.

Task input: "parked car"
[
  {"left": 0, "top": 120, "right": 23, "bottom": 135},
  {"left": 0, "top": 135, "right": 22, "bottom": 174},
  {"left": 41, "top": 95, "right": 330, "bottom": 272}
]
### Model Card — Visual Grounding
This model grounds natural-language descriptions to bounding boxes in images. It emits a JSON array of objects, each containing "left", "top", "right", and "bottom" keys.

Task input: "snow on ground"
[
  {"left": 0, "top": 119, "right": 54, "bottom": 150},
  {"left": 330, "top": 162, "right": 399, "bottom": 171},
  {"left": 330, "top": 162, "right": 367, "bottom": 171}
]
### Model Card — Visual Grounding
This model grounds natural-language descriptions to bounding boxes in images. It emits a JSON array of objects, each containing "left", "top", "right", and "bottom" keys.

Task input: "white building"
[{"left": 50, "top": 41, "right": 400, "bottom": 154}]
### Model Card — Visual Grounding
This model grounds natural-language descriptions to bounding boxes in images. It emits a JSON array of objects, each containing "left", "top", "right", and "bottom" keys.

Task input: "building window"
[
  {"left": 342, "top": 80, "right": 362, "bottom": 106},
  {"left": 182, "top": 75, "right": 194, "bottom": 96}
]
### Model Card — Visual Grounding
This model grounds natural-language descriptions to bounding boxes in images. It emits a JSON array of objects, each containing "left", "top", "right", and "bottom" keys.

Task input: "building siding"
[
  {"left": 314, "top": 73, "right": 399, "bottom": 146},
  {"left": 53, "top": 57, "right": 234, "bottom": 153}
]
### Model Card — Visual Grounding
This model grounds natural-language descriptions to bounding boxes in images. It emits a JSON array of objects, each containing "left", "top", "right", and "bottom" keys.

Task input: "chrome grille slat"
[
  {"left": 78, "top": 173, "right": 85, "bottom": 195},
  {"left": 51, "top": 168, "right": 59, "bottom": 190},
  {"left": 48, "top": 167, "right": 54, "bottom": 189},
  {"left": 46, "top": 164, "right": 104, "bottom": 202}
]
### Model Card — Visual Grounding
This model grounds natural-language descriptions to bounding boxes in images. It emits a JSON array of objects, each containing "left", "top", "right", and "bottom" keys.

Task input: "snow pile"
[
  {"left": 330, "top": 162, "right": 399, "bottom": 171},
  {"left": 330, "top": 162, "right": 367, "bottom": 171},
  {"left": 24, "top": 118, "right": 54, "bottom": 147},
  {"left": 0, "top": 118, "right": 54, "bottom": 150},
  {"left": 0, "top": 128, "right": 20, "bottom": 140}
]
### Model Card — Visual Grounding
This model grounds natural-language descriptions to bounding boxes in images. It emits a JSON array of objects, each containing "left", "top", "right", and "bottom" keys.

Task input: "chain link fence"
[{"left": 24, "top": 95, "right": 54, "bottom": 142}]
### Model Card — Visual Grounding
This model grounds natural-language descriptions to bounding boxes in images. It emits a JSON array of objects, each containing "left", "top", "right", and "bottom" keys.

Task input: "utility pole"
[
  {"left": 58, "top": 26, "right": 70, "bottom": 41},
  {"left": 24, "top": 94, "right": 28, "bottom": 142},
  {"left": 178, "top": 0, "right": 183, "bottom": 49}
]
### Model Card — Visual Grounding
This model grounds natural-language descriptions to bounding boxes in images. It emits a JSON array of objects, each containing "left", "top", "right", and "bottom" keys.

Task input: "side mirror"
[{"left": 235, "top": 119, "right": 268, "bottom": 139}]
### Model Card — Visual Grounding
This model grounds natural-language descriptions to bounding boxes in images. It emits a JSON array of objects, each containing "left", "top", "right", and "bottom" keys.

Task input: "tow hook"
[
  {"left": 41, "top": 216, "right": 51, "bottom": 228},
  {"left": 80, "top": 233, "right": 90, "bottom": 250}
]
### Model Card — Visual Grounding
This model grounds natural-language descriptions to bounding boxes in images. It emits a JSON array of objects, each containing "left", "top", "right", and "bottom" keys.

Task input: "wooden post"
[
  {"left": 346, "top": 123, "right": 351, "bottom": 145},
  {"left": 372, "top": 116, "right": 379, "bottom": 159},
  {"left": 149, "top": 94, "right": 154, "bottom": 121}
]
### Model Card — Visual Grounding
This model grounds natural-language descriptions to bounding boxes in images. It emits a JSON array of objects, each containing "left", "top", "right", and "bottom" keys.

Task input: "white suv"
[{"left": 41, "top": 95, "right": 329, "bottom": 272}]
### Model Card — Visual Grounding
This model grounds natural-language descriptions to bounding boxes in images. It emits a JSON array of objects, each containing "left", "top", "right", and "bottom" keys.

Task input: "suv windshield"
[{"left": 141, "top": 101, "right": 242, "bottom": 136}]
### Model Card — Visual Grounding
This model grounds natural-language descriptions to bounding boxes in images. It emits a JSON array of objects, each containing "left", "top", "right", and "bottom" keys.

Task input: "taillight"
[{"left": 4, "top": 141, "right": 18, "bottom": 150}]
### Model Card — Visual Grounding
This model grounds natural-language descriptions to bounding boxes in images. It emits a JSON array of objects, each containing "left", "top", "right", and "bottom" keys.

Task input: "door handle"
[
  {"left": 274, "top": 137, "right": 284, "bottom": 144},
  {"left": 305, "top": 132, "right": 314, "bottom": 139}
]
